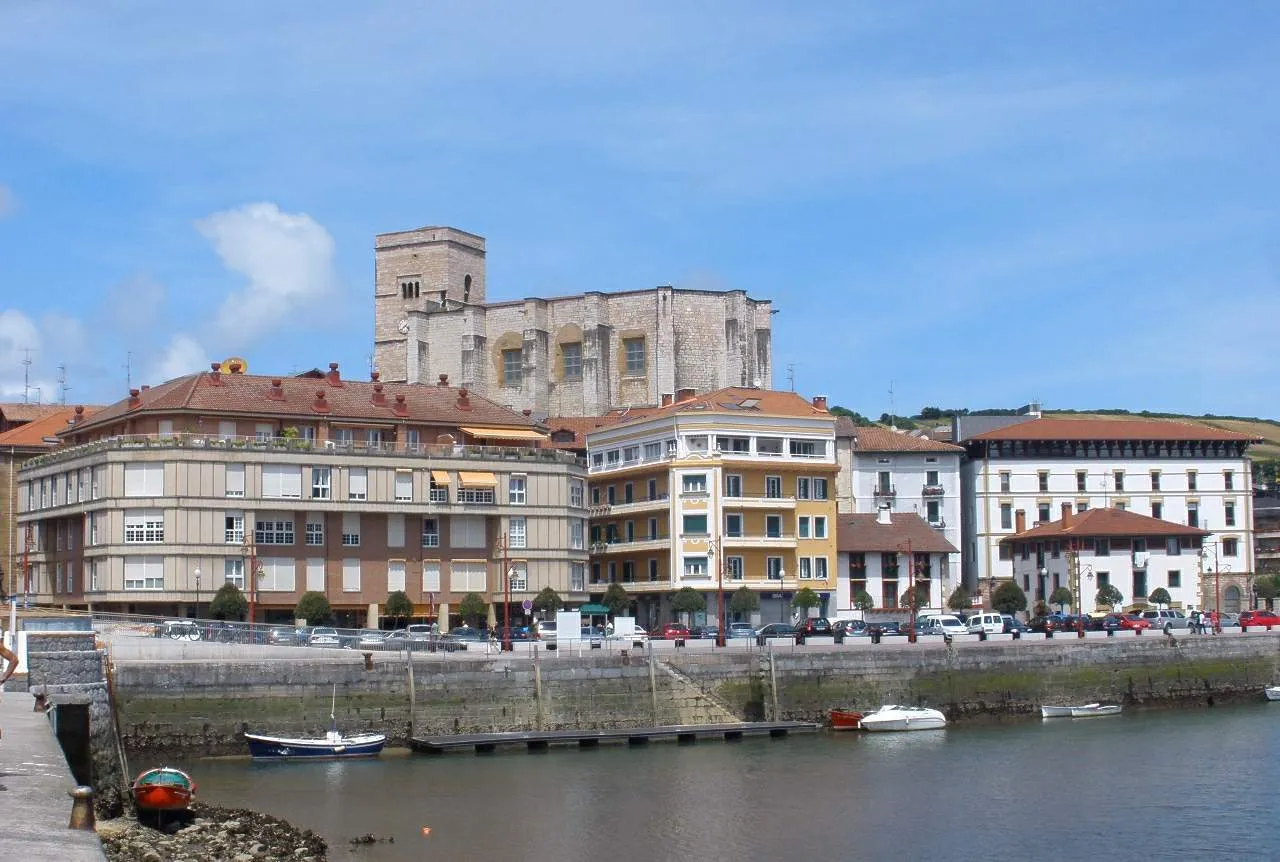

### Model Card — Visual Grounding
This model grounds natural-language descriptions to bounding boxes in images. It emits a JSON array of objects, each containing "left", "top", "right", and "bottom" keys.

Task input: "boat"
[
  {"left": 1040, "top": 704, "right": 1079, "bottom": 718},
  {"left": 244, "top": 684, "right": 386, "bottom": 760},
  {"left": 1070, "top": 704, "right": 1122, "bottom": 718},
  {"left": 829, "top": 708, "right": 864, "bottom": 731},
  {"left": 131, "top": 767, "right": 196, "bottom": 812},
  {"left": 857, "top": 705, "right": 947, "bottom": 732},
  {"left": 1264, "top": 686, "right": 1280, "bottom": 702}
]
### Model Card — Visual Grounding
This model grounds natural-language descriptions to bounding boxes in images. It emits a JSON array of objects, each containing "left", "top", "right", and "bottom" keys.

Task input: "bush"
[
  {"left": 947, "top": 585, "right": 970, "bottom": 612},
  {"left": 1095, "top": 584, "right": 1123, "bottom": 610},
  {"left": 458, "top": 592, "right": 488, "bottom": 627},
  {"left": 991, "top": 581, "right": 1027, "bottom": 615},
  {"left": 1048, "top": 587, "right": 1074, "bottom": 612},
  {"left": 851, "top": 590, "right": 875, "bottom": 612},
  {"left": 1147, "top": 587, "right": 1172, "bottom": 608},
  {"left": 728, "top": 586, "right": 760, "bottom": 615},
  {"left": 671, "top": 587, "right": 705, "bottom": 615},
  {"left": 532, "top": 586, "right": 562, "bottom": 613},
  {"left": 384, "top": 590, "right": 413, "bottom": 627},
  {"left": 209, "top": 583, "right": 248, "bottom": 621},
  {"left": 602, "top": 583, "right": 632, "bottom": 617},
  {"left": 295, "top": 591, "right": 332, "bottom": 626},
  {"left": 791, "top": 587, "right": 821, "bottom": 611}
]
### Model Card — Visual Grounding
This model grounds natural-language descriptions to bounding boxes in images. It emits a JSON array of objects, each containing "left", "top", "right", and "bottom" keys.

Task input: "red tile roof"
[
  {"left": 837, "top": 513, "right": 958, "bottom": 553},
  {"left": 969, "top": 417, "right": 1257, "bottom": 443},
  {"left": 1005, "top": 507, "right": 1209, "bottom": 541},
  {"left": 848, "top": 426, "right": 963, "bottom": 453},
  {"left": 0, "top": 403, "right": 70, "bottom": 425},
  {"left": 0, "top": 408, "right": 99, "bottom": 449},
  {"left": 596, "top": 388, "right": 830, "bottom": 436},
  {"left": 66, "top": 367, "right": 540, "bottom": 436}
]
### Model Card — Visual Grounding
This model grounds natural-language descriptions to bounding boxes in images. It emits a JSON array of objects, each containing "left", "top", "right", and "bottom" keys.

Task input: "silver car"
[{"left": 1138, "top": 609, "right": 1188, "bottom": 632}]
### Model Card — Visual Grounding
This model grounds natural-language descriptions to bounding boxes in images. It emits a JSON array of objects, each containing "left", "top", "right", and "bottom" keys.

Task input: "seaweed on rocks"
[{"left": 97, "top": 801, "right": 327, "bottom": 862}]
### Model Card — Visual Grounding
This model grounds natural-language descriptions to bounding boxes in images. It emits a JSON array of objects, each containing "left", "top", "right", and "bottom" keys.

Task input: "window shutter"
[
  {"left": 306, "top": 559, "right": 325, "bottom": 592},
  {"left": 226, "top": 464, "right": 245, "bottom": 497},
  {"left": 395, "top": 471, "right": 413, "bottom": 501},
  {"left": 387, "top": 514, "right": 405, "bottom": 547},
  {"left": 422, "top": 562, "right": 441, "bottom": 592},
  {"left": 349, "top": 468, "right": 368, "bottom": 498},
  {"left": 387, "top": 561, "right": 406, "bottom": 593},
  {"left": 342, "top": 558, "right": 361, "bottom": 592}
]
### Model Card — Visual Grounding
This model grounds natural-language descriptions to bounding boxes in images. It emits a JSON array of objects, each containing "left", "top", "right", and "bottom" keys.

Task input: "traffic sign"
[{"left": 521, "top": 599, "right": 533, "bottom": 612}]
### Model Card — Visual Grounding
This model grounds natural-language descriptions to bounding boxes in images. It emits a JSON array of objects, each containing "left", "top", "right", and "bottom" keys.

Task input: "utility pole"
[{"left": 124, "top": 351, "right": 132, "bottom": 391}]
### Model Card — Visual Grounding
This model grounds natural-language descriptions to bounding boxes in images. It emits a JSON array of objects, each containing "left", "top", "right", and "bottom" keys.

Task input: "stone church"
[{"left": 373, "top": 226, "right": 775, "bottom": 417}]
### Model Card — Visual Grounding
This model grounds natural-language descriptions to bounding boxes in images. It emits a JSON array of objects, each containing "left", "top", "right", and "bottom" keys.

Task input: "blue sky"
[{"left": 1, "top": 1, "right": 1277, "bottom": 418}]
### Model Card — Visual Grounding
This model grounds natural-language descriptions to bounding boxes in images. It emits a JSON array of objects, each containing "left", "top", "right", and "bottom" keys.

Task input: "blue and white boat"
[{"left": 245, "top": 685, "right": 386, "bottom": 760}]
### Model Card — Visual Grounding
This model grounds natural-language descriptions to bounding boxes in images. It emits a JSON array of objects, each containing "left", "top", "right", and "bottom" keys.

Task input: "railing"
[
  {"left": 428, "top": 488, "right": 449, "bottom": 504},
  {"left": 921, "top": 485, "right": 945, "bottom": 497},
  {"left": 23, "top": 433, "right": 587, "bottom": 471},
  {"left": 874, "top": 486, "right": 896, "bottom": 499}
]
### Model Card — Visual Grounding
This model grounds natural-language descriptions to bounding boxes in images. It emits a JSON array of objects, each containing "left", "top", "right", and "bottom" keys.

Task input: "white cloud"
[
  {"left": 197, "top": 202, "right": 340, "bottom": 347},
  {"left": 148, "top": 334, "right": 208, "bottom": 384},
  {"left": 0, "top": 309, "right": 52, "bottom": 400},
  {"left": 0, "top": 183, "right": 14, "bottom": 218}
]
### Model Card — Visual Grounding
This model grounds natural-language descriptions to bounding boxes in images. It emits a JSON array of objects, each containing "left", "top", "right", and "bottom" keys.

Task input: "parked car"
[
  {"left": 1027, "top": 614, "right": 1070, "bottom": 633},
  {"left": 756, "top": 623, "right": 798, "bottom": 645},
  {"left": 308, "top": 627, "right": 341, "bottom": 647},
  {"left": 1138, "top": 609, "right": 1189, "bottom": 632},
  {"left": 533, "top": 620, "right": 556, "bottom": 642},
  {"left": 607, "top": 623, "right": 649, "bottom": 644},
  {"left": 579, "top": 626, "right": 604, "bottom": 647},
  {"left": 355, "top": 629, "right": 389, "bottom": 650},
  {"left": 918, "top": 615, "right": 967, "bottom": 638},
  {"left": 866, "top": 621, "right": 903, "bottom": 637},
  {"left": 967, "top": 613, "right": 1006, "bottom": 635},
  {"left": 1100, "top": 614, "right": 1150, "bottom": 632},
  {"left": 382, "top": 630, "right": 410, "bottom": 649},
  {"left": 1239, "top": 610, "right": 1280, "bottom": 628},
  {"left": 727, "top": 622, "right": 757, "bottom": 639},
  {"left": 1216, "top": 612, "right": 1240, "bottom": 627},
  {"left": 832, "top": 619, "right": 867, "bottom": 637},
  {"left": 494, "top": 625, "right": 532, "bottom": 642},
  {"left": 795, "top": 618, "right": 833, "bottom": 638},
  {"left": 441, "top": 626, "right": 488, "bottom": 650},
  {"left": 1001, "top": 615, "right": 1027, "bottom": 634},
  {"left": 657, "top": 623, "right": 691, "bottom": 640},
  {"left": 690, "top": 624, "right": 720, "bottom": 640},
  {"left": 1059, "top": 614, "right": 1101, "bottom": 632}
]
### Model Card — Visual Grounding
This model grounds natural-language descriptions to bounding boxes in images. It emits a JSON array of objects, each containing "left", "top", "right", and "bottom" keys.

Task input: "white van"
[
  {"left": 919, "top": 614, "right": 967, "bottom": 637},
  {"left": 967, "top": 613, "right": 1005, "bottom": 635}
]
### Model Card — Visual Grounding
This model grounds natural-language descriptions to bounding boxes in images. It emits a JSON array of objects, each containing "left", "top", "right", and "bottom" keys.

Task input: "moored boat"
[
  {"left": 1040, "top": 704, "right": 1079, "bottom": 718},
  {"left": 858, "top": 705, "right": 947, "bottom": 732},
  {"left": 1264, "top": 686, "right": 1280, "bottom": 702},
  {"left": 131, "top": 767, "right": 196, "bottom": 812},
  {"left": 1069, "top": 704, "right": 1122, "bottom": 718},
  {"left": 829, "top": 708, "right": 864, "bottom": 731},
  {"left": 244, "top": 729, "right": 387, "bottom": 760}
]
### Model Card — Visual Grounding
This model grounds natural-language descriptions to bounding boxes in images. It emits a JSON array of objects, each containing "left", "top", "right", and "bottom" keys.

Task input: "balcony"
[
  {"left": 605, "top": 495, "right": 671, "bottom": 516},
  {"left": 874, "top": 486, "right": 896, "bottom": 500},
  {"left": 929, "top": 518, "right": 947, "bottom": 530},
  {"left": 591, "top": 536, "right": 671, "bottom": 554},
  {"left": 723, "top": 494, "right": 797, "bottom": 510},
  {"left": 921, "top": 485, "right": 945, "bottom": 497},
  {"left": 723, "top": 533, "right": 798, "bottom": 549}
]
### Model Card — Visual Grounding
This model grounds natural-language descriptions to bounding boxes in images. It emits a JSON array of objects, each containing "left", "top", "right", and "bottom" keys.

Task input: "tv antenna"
[
  {"left": 786, "top": 363, "right": 796, "bottom": 392},
  {"left": 21, "top": 347, "right": 33, "bottom": 404},
  {"left": 124, "top": 351, "right": 132, "bottom": 391},
  {"left": 57, "top": 363, "right": 70, "bottom": 405},
  {"left": 888, "top": 378, "right": 896, "bottom": 427}
]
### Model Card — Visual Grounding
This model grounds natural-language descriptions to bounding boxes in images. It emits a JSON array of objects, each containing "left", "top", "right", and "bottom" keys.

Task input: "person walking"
[
  {"left": 1211, "top": 609, "right": 1221, "bottom": 635},
  {"left": 1190, "top": 610, "right": 1201, "bottom": 634}
]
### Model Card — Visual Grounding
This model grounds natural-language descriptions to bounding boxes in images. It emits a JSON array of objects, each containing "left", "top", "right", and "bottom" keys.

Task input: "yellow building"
[{"left": 585, "top": 388, "right": 838, "bottom": 626}]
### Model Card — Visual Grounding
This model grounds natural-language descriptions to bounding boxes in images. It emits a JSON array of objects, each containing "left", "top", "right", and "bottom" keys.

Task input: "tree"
[
  {"left": 1048, "top": 587, "right": 1074, "bottom": 613},
  {"left": 209, "top": 582, "right": 248, "bottom": 621},
  {"left": 1148, "top": 587, "right": 1172, "bottom": 609},
  {"left": 532, "top": 586, "right": 562, "bottom": 615},
  {"left": 1252, "top": 574, "right": 1280, "bottom": 605},
  {"left": 728, "top": 586, "right": 760, "bottom": 616},
  {"left": 792, "top": 587, "right": 821, "bottom": 614},
  {"left": 991, "top": 581, "right": 1028, "bottom": 615},
  {"left": 602, "top": 583, "right": 632, "bottom": 617},
  {"left": 1095, "top": 584, "right": 1123, "bottom": 611},
  {"left": 384, "top": 590, "right": 413, "bottom": 628},
  {"left": 851, "top": 590, "right": 875, "bottom": 612},
  {"left": 294, "top": 591, "right": 332, "bottom": 626},
  {"left": 947, "top": 585, "right": 971, "bottom": 613},
  {"left": 1033, "top": 600, "right": 1050, "bottom": 617},
  {"left": 671, "top": 587, "right": 706, "bottom": 620},
  {"left": 899, "top": 584, "right": 929, "bottom": 611},
  {"left": 458, "top": 592, "right": 487, "bottom": 627},
  {"left": 830, "top": 405, "right": 874, "bottom": 426}
]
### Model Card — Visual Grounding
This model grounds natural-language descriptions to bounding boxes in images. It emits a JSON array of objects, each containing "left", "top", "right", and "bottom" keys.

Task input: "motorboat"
[
  {"left": 858, "top": 705, "right": 947, "bottom": 732},
  {"left": 131, "top": 767, "right": 196, "bottom": 812},
  {"left": 1264, "top": 685, "right": 1280, "bottom": 702},
  {"left": 1070, "top": 704, "right": 1122, "bottom": 718},
  {"left": 829, "top": 708, "right": 864, "bottom": 731},
  {"left": 243, "top": 729, "right": 387, "bottom": 760}
]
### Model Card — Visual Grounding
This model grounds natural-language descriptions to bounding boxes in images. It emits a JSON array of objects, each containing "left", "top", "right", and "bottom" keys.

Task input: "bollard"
[
  {"left": 1077, "top": 628, "right": 1086, "bottom": 639},
  {"left": 871, "top": 630, "right": 882, "bottom": 645},
  {"left": 68, "top": 786, "right": 95, "bottom": 830},
  {"left": 674, "top": 638, "right": 685, "bottom": 648},
  {"left": 833, "top": 631, "right": 845, "bottom": 645},
  {"left": 1011, "top": 629, "right": 1020, "bottom": 641},
  {"left": 1045, "top": 627, "right": 1053, "bottom": 639},
  {"left": 362, "top": 651, "right": 374, "bottom": 671},
  {"left": 977, "top": 630, "right": 987, "bottom": 643},
  {"left": 1135, "top": 627, "right": 1143, "bottom": 636},
  {"left": 1107, "top": 628, "right": 1115, "bottom": 638},
  {"left": 1240, "top": 623, "right": 1247, "bottom": 633}
]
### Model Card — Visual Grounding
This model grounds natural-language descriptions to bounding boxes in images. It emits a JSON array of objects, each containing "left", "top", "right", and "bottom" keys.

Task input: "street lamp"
[
  {"left": 707, "top": 538, "right": 726, "bottom": 647},
  {"left": 777, "top": 566, "right": 786, "bottom": 622},
  {"left": 240, "top": 537, "right": 259, "bottom": 628},
  {"left": 194, "top": 567, "right": 202, "bottom": 620},
  {"left": 497, "top": 532, "right": 513, "bottom": 652}
]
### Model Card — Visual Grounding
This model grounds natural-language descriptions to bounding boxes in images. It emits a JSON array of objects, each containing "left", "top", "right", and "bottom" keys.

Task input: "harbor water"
[{"left": 174, "top": 704, "right": 1277, "bottom": 862}]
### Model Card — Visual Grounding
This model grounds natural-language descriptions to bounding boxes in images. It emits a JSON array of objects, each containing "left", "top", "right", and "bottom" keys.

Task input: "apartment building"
[
  {"left": 585, "top": 387, "right": 837, "bottom": 626},
  {"left": 15, "top": 362, "right": 588, "bottom": 626},
  {"left": 1005, "top": 505, "right": 1209, "bottom": 613},
  {"left": 957, "top": 415, "right": 1259, "bottom": 608},
  {"left": 835, "top": 508, "right": 959, "bottom": 619}
]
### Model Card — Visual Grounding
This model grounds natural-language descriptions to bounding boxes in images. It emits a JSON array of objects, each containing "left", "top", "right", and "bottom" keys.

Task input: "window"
[
  {"left": 607, "top": 486, "right": 616, "bottom": 505},
  {"left": 796, "top": 477, "right": 810, "bottom": 500},
  {"left": 715, "top": 436, "right": 751, "bottom": 453},
  {"left": 87, "top": 560, "right": 99, "bottom": 592},
  {"left": 1224, "top": 470, "right": 1234, "bottom": 491},
  {"left": 348, "top": 467, "right": 368, "bottom": 501},
  {"left": 623, "top": 337, "right": 645, "bottom": 375},
  {"left": 451, "top": 561, "right": 488, "bottom": 593},
  {"left": 225, "top": 512, "right": 245, "bottom": 544},
  {"left": 422, "top": 561, "right": 441, "bottom": 593},
  {"left": 404, "top": 428, "right": 419, "bottom": 448},
  {"left": 999, "top": 471, "right": 1011, "bottom": 493},
  {"left": 1222, "top": 538, "right": 1238, "bottom": 557},
  {"left": 725, "top": 513, "right": 743, "bottom": 537},
  {"left": 815, "top": 557, "right": 828, "bottom": 580},
  {"left": 1132, "top": 569, "right": 1147, "bottom": 601},
  {"left": 926, "top": 501, "right": 940, "bottom": 524},
  {"left": 765, "top": 476, "right": 782, "bottom": 499},
  {"left": 502, "top": 348, "right": 522, "bottom": 387},
  {"left": 341, "top": 513, "right": 360, "bottom": 547},
  {"left": 1096, "top": 571, "right": 1110, "bottom": 590},
  {"left": 1115, "top": 501, "right": 1126, "bottom": 512},
  {"left": 561, "top": 342, "right": 583, "bottom": 380},
  {"left": 625, "top": 521, "right": 635, "bottom": 542},
  {"left": 507, "top": 562, "right": 528, "bottom": 591},
  {"left": 1166, "top": 537, "right": 1181, "bottom": 556},
  {"left": 1113, "top": 470, "right": 1125, "bottom": 493},
  {"left": 387, "top": 514, "right": 405, "bottom": 547},
  {"left": 311, "top": 466, "right": 332, "bottom": 499},
  {"left": 225, "top": 464, "right": 245, "bottom": 498},
  {"left": 1038, "top": 503, "right": 1051, "bottom": 523},
  {"left": 789, "top": 439, "right": 823, "bottom": 458},
  {"left": 88, "top": 512, "right": 100, "bottom": 545},
  {"left": 333, "top": 427, "right": 355, "bottom": 446},
  {"left": 877, "top": 471, "right": 892, "bottom": 493},
  {"left": 124, "top": 510, "right": 164, "bottom": 543},
  {"left": 1096, "top": 538, "right": 1110, "bottom": 557},
  {"left": 1225, "top": 502, "right": 1236, "bottom": 527},
  {"left": 342, "top": 558, "right": 361, "bottom": 592},
  {"left": 256, "top": 519, "right": 295, "bottom": 545},
  {"left": 1073, "top": 470, "right": 1085, "bottom": 493},
  {"left": 509, "top": 516, "right": 527, "bottom": 549},
  {"left": 124, "top": 557, "right": 164, "bottom": 591},
  {"left": 1168, "top": 570, "right": 1181, "bottom": 589},
  {"left": 306, "top": 516, "right": 324, "bottom": 546},
  {"left": 366, "top": 430, "right": 383, "bottom": 450},
  {"left": 570, "top": 562, "right": 586, "bottom": 591},
  {"left": 1038, "top": 471, "right": 1049, "bottom": 492},
  {"left": 681, "top": 474, "right": 708, "bottom": 494},
  {"left": 798, "top": 516, "right": 810, "bottom": 539},
  {"left": 1187, "top": 470, "right": 1197, "bottom": 491},
  {"left": 255, "top": 423, "right": 273, "bottom": 443},
  {"left": 606, "top": 449, "right": 621, "bottom": 467},
  {"left": 224, "top": 558, "right": 245, "bottom": 589},
  {"left": 571, "top": 518, "right": 584, "bottom": 550},
  {"left": 218, "top": 420, "right": 237, "bottom": 440},
  {"left": 926, "top": 470, "right": 939, "bottom": 486},
  {"left": 623, "top": 482, "right": 634, "bottom": 504},
  {"left": 262, "top": 464, "right": 303, "bottom": 499},
  {"left": 765, "top": 515, "right": 782, "bottom": 538},
  {"left": 682, "top": 514, "right": 708, "bottom": 536},
  {"left": 569, "top": 479, "right": 585, "bottom": 508},
  {"left": 812, "top": 478, "right": 828, "bottom": 500},
  {"left": 683, "top": 556, "right": 708, "bottom": 578},
  {"left": 623, "top": 446, "right": 639, "bottom": 465},
  {"left": 725, "top": 474, "right": 742, "bottom": 498},
  {"left": 400, "top": 277, "right": 420, "bottom": 299},
  {"left": 1187, "top": 503, "right": 1199, "bottom": 528},
  {"left": 766, "top": 557, "right": 783, "bottom": 580},
  {"left": 430, "top": 475, "right": 449, "bottom": 504},
  {"left": 814, "top": 516, "right": 827, "bottom": 539},
  {"left": 799, "top": 557, "right": 812, "bottom": 579},
  {"left": 421, "top": 518, "right": 440, "bottom": 547},
  {"left": 1150, "top": 471, "right": 1161, "bottom": 491},
  {"left": 1151, "top": 501, "right": 1162, "bottom": 519},
  {"left": 258, "top": 558, "right": 297, "bottom": 592},
  {"left": 643, "top": 442, "right": 663, "bottom": 462},
  {"left": 451, "top": 515, "right": 487, "bottom": 548},
  {"left": 647, "top": 517, "right": 659, "bottom": 539},
  {"left": 124, "top": 463, "right": 164, "bottom": 497},
  {"left": 458, "top": 484, "right": 495, "bottom": 505},
  {"left": 387, "top": 561, "right": 406, "bottom": 593},
  {"left": 395, "top": 471, "right": 413, "bottom": 502},
  {"left": 1000, "top": 504, "right": 1012, "bottom": 530},
  {"left": 756, "top": 437, "right": 783, "bottom": 457}
]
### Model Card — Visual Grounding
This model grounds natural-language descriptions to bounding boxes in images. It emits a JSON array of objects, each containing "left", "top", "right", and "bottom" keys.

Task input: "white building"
[
  {"left": 1005, "top": 505, "right": 1208, "bottom": 613},
  {"left": 957, "top": 415, "right": 1258, "bottom": 610},
  {"left": 835, "top": 508, "right": 959, "bottom": 619}
]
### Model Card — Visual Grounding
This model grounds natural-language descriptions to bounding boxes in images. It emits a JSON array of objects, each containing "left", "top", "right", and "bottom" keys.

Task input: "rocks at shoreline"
[{"left": 98, "top": 802, "right": 327, "bottom": 862}]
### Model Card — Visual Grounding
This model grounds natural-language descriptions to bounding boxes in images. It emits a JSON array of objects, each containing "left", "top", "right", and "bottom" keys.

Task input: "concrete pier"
[{"left": 0, "top": 690, "right": 107, "bottom": 860}]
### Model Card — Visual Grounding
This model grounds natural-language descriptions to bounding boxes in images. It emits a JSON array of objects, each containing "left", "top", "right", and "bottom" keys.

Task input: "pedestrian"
[
  {"left": 1192, "top": 609, "right": 1203, "bottom": 634},
  {"left": 1, "top": 628, "right": 19, "bottom": 742},
  {"left": 1211, "top": 609, "right": 1221, "bottom": 635}
]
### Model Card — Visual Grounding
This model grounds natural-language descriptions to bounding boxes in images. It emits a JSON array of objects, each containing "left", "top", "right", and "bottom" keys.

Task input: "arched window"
[
  {"left": 463, "top": 274, "right": 472, "bottom": 303},
  {"left": 1224, "top": 585, "right": 1242, "bottom": 614}
]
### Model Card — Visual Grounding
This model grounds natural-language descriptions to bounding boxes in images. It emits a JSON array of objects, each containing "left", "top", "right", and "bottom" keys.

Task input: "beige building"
[
  {"left": 15, "top": 363, "right": 588, "bottom": 627},
  {"left": 373, "top": 226, "right": 774, "bottom": 417}
]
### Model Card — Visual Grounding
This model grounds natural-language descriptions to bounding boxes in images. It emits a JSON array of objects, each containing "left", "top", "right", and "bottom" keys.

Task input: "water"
[{"left": 173, "top": 705, "right": 1278, "bottom": 862}]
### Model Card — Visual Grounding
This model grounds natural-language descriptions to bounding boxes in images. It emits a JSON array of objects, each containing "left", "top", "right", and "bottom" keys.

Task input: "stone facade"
[{"left": 373, "top": 226, "right": 774, "bottom": 416}]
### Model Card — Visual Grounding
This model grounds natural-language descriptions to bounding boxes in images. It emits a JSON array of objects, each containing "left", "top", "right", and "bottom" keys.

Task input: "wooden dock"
[{"left": 410, "top": 721, "right": 819, "bottom": 754}]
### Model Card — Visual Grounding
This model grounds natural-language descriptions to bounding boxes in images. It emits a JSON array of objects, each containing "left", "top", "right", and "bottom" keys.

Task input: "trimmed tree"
[
  {"left": 384, "top": 590, "right": 413, "bottom": 628},
  {"left": 602, "top": 582, "right": 632, "bottom": 617},
  {"left": 209, "top": 582, "right": 248, "bottom": 621},
  {"left": 671, "top": 587, "right": 705, "bottom": 623},
  {"left": 295, "top": 591, "right": 332, "bottom": 626},
  {"left": 947, "top": 585, "right": 971, "bottom": 613},
  {"left": 1095, "top": 584, "right": 1124, "bottom": 611},
  {"left": 1048, "top": 587, "right": 1074, "bottom": 613},
  {"left": 991, "top": 581, "right": 1028, "bottom": 616},
  {"left": 458, "top": 592, "right": 487, "bottom": 627},
  {"left": 851, "top": 590, "right": 875, "bottom": 612},
  {"left": 899, "top": 584, "right": 929, "bottom": 611},
  {"left": 728, "top": 586, "right": 760, "bottom": 617},
  {"left": 532, "top": 586, "right": 562, "bottom": 616},
  {"left": 1148, "top": 587, "right": 1172, "bottom": 609},
  {"left": 792, "top": 587, "right": 821, "bottom": 616}
]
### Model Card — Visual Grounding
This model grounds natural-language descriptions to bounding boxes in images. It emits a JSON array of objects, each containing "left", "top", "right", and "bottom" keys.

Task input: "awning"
[
  {"left": 430, "top": 470, "right": 451, "bottom": 485},
  {"left": 578, "top": 603, "right": 610, "bottom": 615},
  {"left": 458, "top": 471, "right": 498, "bottom": 488},
  {"left": 460, "top": 426, "right": 547, "bottom": 441}
]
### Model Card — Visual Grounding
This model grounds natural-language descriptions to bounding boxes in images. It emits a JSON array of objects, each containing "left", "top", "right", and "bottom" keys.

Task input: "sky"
[{"left": 1, "top": 1, "right": 1278, "bottom": 418}]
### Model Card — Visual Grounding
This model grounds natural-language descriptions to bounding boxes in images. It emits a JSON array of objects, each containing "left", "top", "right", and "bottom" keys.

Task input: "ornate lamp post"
[
  {"left": 240, "top": 537, "right": 259, "bottom": 627},
  {"left": 194, "top": 566, "right": 202, "bottom": 620},
  {"left": 707, "top": 537, "right": 726, "bottom": 647}
]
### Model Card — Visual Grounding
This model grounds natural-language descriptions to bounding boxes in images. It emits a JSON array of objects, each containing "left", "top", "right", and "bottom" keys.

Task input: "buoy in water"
[{"left": 422, "top": 826, "right": 432, "bottom": 837}]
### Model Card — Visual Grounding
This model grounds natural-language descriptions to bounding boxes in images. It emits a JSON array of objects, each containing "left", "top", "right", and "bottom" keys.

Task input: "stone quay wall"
[{"left": 112, "top": 636, "right": 1280, "bottom": 755}]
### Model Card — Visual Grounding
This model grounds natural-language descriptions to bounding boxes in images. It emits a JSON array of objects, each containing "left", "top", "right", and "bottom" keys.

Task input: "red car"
[
  {"left": 656, "top": 623, "right": 691, "bottom": 640},
  {"left": 1101, "top": 613, "right": 1150, "bottom": 632},
  {"left": 1239, "top": 610, "right": 1280, "bottom": 629}
]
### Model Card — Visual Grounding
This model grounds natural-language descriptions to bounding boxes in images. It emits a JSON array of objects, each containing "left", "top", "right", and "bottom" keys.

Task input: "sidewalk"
[{"left": 0, "top": 688, "right": 106, "bottom": 861}]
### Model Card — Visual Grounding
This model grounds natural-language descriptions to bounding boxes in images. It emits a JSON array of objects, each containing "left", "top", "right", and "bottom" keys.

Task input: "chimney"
[
  {"left": 660, "top": 393, "right": 673, "bottom": 407},
  {"left": 392, "top": 393, "right": 408, "bottom": 417},
  {"left": 370, "top": 370, "right": 380, "bottom": 383},
  {"left": 70, "top": 405, "right": 85, "bottom": 425},
  {"left": 371, "top": 382, "right": 387, "bottom": 407},
  {"left": 1014, "top": 509, "right": 1026, "bottom": 533},
  {"left": 437, "top": 374, "right": 449, "bottom": 387},
  {"left": 812, "top": 395, "right": 828, "bottom": 411},
  {"left": 1060, "top": 502, "right": 1073, "bottom": 528},
  {"left": 456, "top": 387, "right": 471, "bottom": 411},
  {"left": 312, "top": 390, "right": 331, "bottom": 414},
  {"left": 208, "top": 362, "right": 223, "bottom": 385},
  {"left": 675, "top": 388, "right": 696, "bottom": 403},
  {"left": 227, "top": 360, "right": 243, "bottom": 374},
  {"left": 876, "top": 505, "right": 892, "bottom": 525},
  {"left": 325, "top": 362, "right": 343, "bottom": 387},
  {"left": 268, "top": 378, "right": 285, "bottom": 401},
  {"left": 127, "top": 388, "right": 142, "bottom": 410}
]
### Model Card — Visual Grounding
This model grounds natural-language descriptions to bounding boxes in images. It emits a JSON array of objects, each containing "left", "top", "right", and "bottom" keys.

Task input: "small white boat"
[
  {"left": 1265, "top": 686, "right": 1280, "bottom": 702},
  {"left": 858, "top": 705, "right": 947, "bottom": 732},
  {"left": 1040, "top": 704, "right": 1080, "bottom": 719},
  {"left": 1070, "top": 704, "right": 1121, "bottom": 718}
]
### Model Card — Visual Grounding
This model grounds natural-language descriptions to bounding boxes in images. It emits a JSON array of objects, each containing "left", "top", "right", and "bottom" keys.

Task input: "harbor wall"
[{"left": 111, "top": 636, "right": 1280, "bottom": 755}]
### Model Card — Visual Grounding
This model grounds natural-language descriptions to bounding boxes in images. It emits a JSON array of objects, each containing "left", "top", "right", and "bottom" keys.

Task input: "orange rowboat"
[
  {"left": 131, "top": 767, "right": 196, "bottom": 812},
  {"left": 829, "top": 708, "right": 864, "bottom": 731}
]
